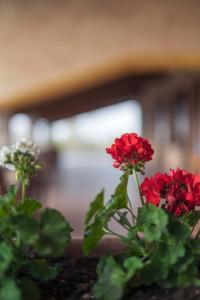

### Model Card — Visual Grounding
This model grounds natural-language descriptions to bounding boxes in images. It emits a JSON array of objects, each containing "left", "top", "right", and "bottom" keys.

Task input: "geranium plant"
[
  {"left": 83, "top": 133, "right": 200, "bottom": 300},
  {"left": 0, "top": 140, "right": 72, "bottom": 300}
]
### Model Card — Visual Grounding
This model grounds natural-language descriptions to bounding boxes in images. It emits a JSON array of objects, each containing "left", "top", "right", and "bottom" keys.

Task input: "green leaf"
[
  {"left": 189, "top": 239, "right": 200, "bottom": 256},
  {"left": 174, "top": 249, "right": 194, "bottom": 272},
  {"left": 114, "top": 172, "right": 129, "bottom": 197},
  {"left": 168, "top": 219, "right": 190, "bottom": 242},
  {"left": 152, "top": 221, "right": 189, "bottom": 267},
  {"left": 83, "top": 173, "right": 129, "bottom": 255},
  {"left": 155, "top": 220, "right": 190, "bottom": 266},
  {"left": 137, "top": 204, "right": 168, "bottom": 241},
  {"left": 11, "top": 215, "right": 38, "bottom": 246},
  {"left": 184, "top": 210, "right": 200, "bottom": 227},
  {"left": 35, "top": 208, "right": 72, "bottom": 257},
  {"left": 0, "top": 186, "right": 18, "bottom": 217},
  {"left": 2, "top": 186, "right": 18, "bottom": 205},
  {"left": 165, "top": 265, "right": 200, "bottom": 288},
  {"left": 122, "top": 228, "right": 144, "bottom": 257},
  {"left": 16, "top": 198, "right": 42, "bottom": 216},
  {"left": 155, "top": 237, "right": 185, "bottom": 266},
  {"left": 93, "top": 256, "right": 126, "bottom": 300},
  {"left": 141, "top": 256, "right": 169, "bottom": 284},
  {"left": 18, "top": 278, "right": 40, "bottom": 300},
  {"left": 106, "top": 173, "right": 129, "bottom": 211},
  {"left": 84, "top": 189, "right": 104, "bottom": 225},
  {"left": 0, "top": 242, "right": 13, "bottom": 276},
  {"left": 142, "top": 219, "right": 191, "bottom": 286},
  {"left": 106, "top": 195, "right": 126, "bottom": 212},
  {"left": 123, "top": 256, "right": 143, "bottom": 280},
  {"left": 83, "top": 216, "right": 105, "bottom": 255},
  {"left": 27, "top": 259, "right": 57, "bottom": 281},
  {"left": 0, "top": 278, "right": 21, "bottom": 300}
]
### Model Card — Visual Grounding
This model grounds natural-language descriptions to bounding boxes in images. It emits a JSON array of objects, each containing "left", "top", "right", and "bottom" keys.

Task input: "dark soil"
[
  {"left": 39, "top": 256, "right": 200, "bottom": 300},
  {"left": 39, "top": 256, "right": 98, "bottom": 300}
]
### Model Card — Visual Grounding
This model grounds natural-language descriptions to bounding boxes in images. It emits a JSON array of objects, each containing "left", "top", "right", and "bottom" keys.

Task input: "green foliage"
[
  {"left": 186, "top": 210, "right": 200, "bottom": 227},
  {"left": 93, "top": 256, "right": 126, "bottom": 300},
  {"left": 123, "top": 256, "right": 143, "bottom": 280},
  {"left": 93, "top": 211, "right": 200, "bottom": 299},
  {"left": 84, "top": 171, "right": 200, "bottom": 300},
  {"left": 16, "top": 197, "right": 42, "bottom": 216},
  {"left": 106, "top": 173, "right": 129, "bottom": 211},
  {"left": 0, "top": 186, "right": 17, "bottom": 217},
  {"left": 18, "top": 278, "right": 40, "bottom": 300},
  {"left": 83, "top": 173, "right": 129, "bottom": 255},
  {"left": 85, "top": 189, "right": 104, "bottom": 225},
  {"left": 83, "top": 216, "right": 106, "bottom": 255},
  {"left": 35, "top": 208, "right": 72, "bottom": 257},
  {"left": 27, "top": 259, "right": 57, "bottom": 281},
  {"left": 0, "top": 278, "right": 21, "bottom": 300},
  {"left": 137, "top": 204, "right": 168, "bottom": 241},
  {"left": 0, "top": 185, "right": 72, "bottom": 300},
  {"left": 0, "top": 242, "right": 13, "bottom": 281},
  {"left": 93, "top": 255, "right": 143, "bottom": 300},
  {"left": 0, "top": 141, "right": 72, "bottom": 299}
]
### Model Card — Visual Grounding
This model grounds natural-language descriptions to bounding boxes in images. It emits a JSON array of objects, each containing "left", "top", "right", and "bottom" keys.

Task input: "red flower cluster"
[
  {"left": 106, "top": 133, "right": 154, "bottom": 171},
  {"left": 141, "top": 168, "right": 200, "bottom": 216}
]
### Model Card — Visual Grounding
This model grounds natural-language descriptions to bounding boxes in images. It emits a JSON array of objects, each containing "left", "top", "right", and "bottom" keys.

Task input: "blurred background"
[{"left": 0, "top": 0, "right": 200, "bottom": 237}]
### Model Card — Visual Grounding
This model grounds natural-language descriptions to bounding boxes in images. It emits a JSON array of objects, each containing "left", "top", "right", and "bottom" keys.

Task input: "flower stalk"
[
  {"left": 133, "top": 169, "right": 144, "bottom": 206},
  {"left": 0, "top": 139, "right": 42, "bottom": 204},
  {"left": 21, "top": 179, "right": 27, "bottom": 203}
]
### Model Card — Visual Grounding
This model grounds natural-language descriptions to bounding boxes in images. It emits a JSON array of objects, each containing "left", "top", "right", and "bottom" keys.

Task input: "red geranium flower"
[
  {"left": 106, "top": 133, "right": 154, "bottom": 173},
  {"left": 141, "top": 168, "right": 200, "bottom": 216}
]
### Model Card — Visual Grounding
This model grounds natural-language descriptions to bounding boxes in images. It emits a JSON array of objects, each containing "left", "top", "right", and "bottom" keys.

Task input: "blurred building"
[{"left": 0, "top": 0, "right": 200, "bottom": 236}]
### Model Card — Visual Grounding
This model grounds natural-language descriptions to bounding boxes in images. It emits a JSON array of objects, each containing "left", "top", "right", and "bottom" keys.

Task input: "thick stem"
[
  {"left": 21, "top": 179, "right": 27, "bottom": 203},
  {"left": 133, "top": 169, "right": 144, "bottom": 206}
]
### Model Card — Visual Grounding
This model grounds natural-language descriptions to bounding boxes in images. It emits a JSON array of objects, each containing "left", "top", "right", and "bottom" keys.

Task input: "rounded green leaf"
[
  {"left": 137, "top": 204, "right": 168, "bottom": 241},
  {"left": 35, "top": 208, "right": 72, "bottom": 257}
]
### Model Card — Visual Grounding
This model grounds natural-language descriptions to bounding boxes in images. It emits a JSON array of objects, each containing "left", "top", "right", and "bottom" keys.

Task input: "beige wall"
[{"left": 0, "top": 0, "right": 200, "bottom": 110}]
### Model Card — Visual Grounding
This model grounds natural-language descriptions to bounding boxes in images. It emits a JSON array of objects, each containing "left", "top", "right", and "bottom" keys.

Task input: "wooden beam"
[{"left": 14, "top": 73, "right": 165, "bottom": 120}]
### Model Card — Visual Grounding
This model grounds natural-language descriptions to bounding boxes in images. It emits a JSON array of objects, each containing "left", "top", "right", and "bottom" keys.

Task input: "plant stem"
[
  {"left": 112, "top": 215, "right": 129, "bottom": 230},
  {"left": 133, "top": 169, "right": 144, "bottom": 206},
  {"left": 127, "top": 197, "right": 136, "bottom": 224},
  {"left": 105, "top": 227, "right": 125, "bottom": 239},
  {"left": 21, "top": 179, "right": 27, "bottom": 203}
]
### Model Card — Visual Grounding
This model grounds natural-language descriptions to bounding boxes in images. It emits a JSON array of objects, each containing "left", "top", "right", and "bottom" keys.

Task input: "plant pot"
[{"left": 39, "top": 238, "right": 200, "bottom": 300}]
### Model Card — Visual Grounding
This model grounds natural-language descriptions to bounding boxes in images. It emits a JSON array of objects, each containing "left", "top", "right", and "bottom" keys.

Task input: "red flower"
[
  {"left": 141, "top": 173, "right": 171, "bottom": 206},
  {"left": 106, "top": 133, "right": 154, "bottom": 172},
  {"left": 141, "top": 168, "right": 200, "bottom": 216}
]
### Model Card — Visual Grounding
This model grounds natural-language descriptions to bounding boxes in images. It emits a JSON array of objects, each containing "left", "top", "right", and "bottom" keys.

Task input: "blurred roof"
[{"left": 0, "top": 0, "right": 200, "bottom": 112}]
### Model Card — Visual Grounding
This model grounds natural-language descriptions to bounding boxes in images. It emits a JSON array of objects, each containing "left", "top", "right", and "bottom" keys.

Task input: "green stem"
[
  {"left": 104, "top": 227, "right": 125, "bottom": 239},
  {"left": 21, "top": 179, "right": 27, "bottom": 203},
  {"left": 112, "top": 215, "right": 129, "bottom": 230},
  {"left": 127, "top": 197, "right": 136, "bottom": 224},
  {"left": 133, "top": 169, "right": 144, "bottom": 206}
]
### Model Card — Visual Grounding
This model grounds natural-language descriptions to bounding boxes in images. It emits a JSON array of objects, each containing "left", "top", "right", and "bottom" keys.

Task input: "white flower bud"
[
  {"left": 0, "top": 146, "right": 11, "bottom": 164},
  {"left": 0, "top": 140, "right": 40, "bottom": 172}
]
